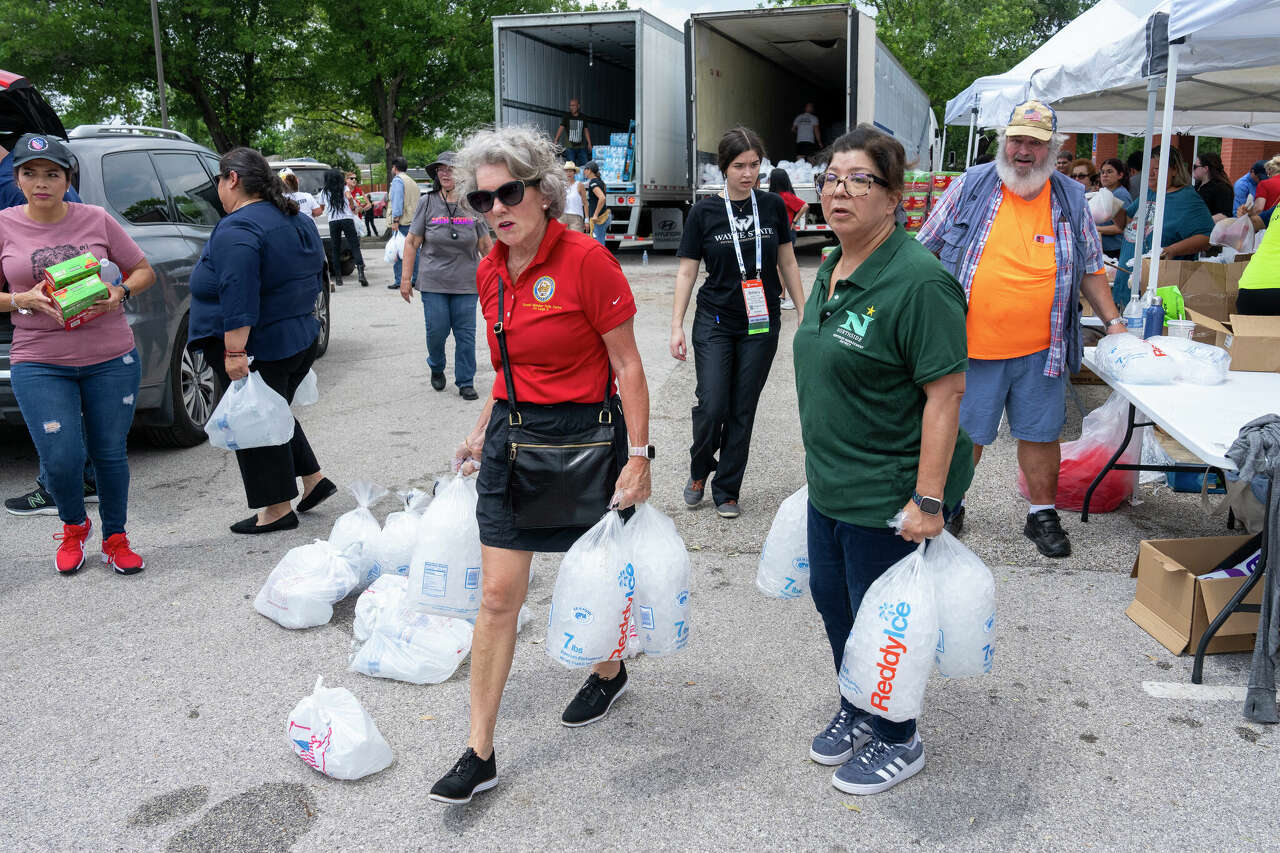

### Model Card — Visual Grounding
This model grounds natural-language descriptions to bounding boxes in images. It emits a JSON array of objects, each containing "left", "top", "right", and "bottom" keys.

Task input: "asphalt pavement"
[{"left": 0, "top": 243, "right": 1274, "bottom": 852}]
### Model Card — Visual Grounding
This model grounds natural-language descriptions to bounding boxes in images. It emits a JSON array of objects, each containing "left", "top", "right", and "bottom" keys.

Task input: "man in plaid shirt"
[{"left": 918, "top": 100, "right": 1126, "bottom": 558}]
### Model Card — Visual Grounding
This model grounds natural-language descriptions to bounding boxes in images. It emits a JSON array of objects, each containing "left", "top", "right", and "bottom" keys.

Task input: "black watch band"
[{"left": 912, "top": 491, "right": 943, "bottom": 515}]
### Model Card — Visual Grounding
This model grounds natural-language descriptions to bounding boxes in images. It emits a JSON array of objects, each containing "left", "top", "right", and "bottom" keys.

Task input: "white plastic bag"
[
  {"left": 922, "top": 532, "right": 995, "bottom": 678},
  {"left": 1095, "top": 334, "right": 1179, "bottom": 384},
  {"left": 205, "top": 371, "right": 295, "bottom": 450},
  {"left": 353, "top": 574, "right": 409, "bottom": 642},
  {"left": 756, "top": 485, "right": 810, "bottom": 599},
  {"left": 622, "top": 503, "right": 691, "bottom": 657},
  {"left": 1145, "top": 335, "right": 1232, "bottom": 385},
  {"left": 1210, "top": 215, "right": 1255, "bottom": 253},
  {"left": 383, "top": 229, "right": 405, "bottom": 263},
  {"left": 350, "top": 610, "right": 474, "bottom": 684},
  {"left": 369, "top": 507, "right": 418, "bottom": 583},
  {"left": 547, "top": 512, "right": 634, "bottom": 668},
  {"left": 407, "top": 474, "right": 482, "bottom": 618},
  {"left": 292, "top": 369, "right": 318, "bottom": 406},
  {"left": 1139, "top": 427, "right": 1173, "bottom": 486},
  {"left": 838, "top": 543, "right": 937, "bottom": 722},
  {"left": 329, "top": 482, "right": 388, "bottom": 589},
  {"left": 287, "top": 677, "right": 393, "bottom": 780},
  {"left": 1086, "top": 187, "right": 1123, "bottom": 224},
  {"left": 254, "top": 540, "right": 361, "bottom": 629}
]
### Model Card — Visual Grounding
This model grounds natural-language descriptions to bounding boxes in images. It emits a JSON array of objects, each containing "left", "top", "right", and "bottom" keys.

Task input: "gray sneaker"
[
  {"left": 683, "top": 477, "right": 705, "bottom": 507},
  {"left": 810, "top": 706, "right": 873, "bottom": 765},
  {"left": 832, "top": 734, "right": 925, "bottom": 795}
]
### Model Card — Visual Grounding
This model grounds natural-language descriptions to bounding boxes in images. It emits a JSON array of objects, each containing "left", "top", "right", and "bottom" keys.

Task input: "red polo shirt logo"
[{"left": 533, "top": 276, "right": 555, "bottom": 302}]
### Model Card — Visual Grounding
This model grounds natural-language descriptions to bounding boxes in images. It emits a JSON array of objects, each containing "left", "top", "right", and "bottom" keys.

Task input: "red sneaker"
[
  {"left": 102, "top": 532, "right": 146, "bottom": 575},
  {"left": 54, "top": 519, "right": 92, "bottom": 574}
]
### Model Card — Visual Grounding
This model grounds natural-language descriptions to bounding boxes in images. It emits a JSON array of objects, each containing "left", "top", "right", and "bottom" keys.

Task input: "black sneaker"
[
  {"left": 945, "top": 505, "right": 965, "bottom": 537},
  {"left": 561, "top": 661, "right": 628, "bottom": 727},
  {"left": 430, "top": 371, "right": 446, "bottom": 391},
  {"left": 459, "top": 385, "right": 479, "bottom": 401},
  {"left": 6, "top": 485, "right": 58, "bottom": 516},
  {"left": 429, "top": 747, "right": 498, "bottom": 804},
  {"left": 1024, "top": 509, "right": 1071, "bottom": 558}
]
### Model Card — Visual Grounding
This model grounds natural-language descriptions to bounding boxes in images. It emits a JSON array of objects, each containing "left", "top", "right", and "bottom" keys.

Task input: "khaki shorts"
[{"left": 559, "top": 213, "right": 585, "bottom": 232}]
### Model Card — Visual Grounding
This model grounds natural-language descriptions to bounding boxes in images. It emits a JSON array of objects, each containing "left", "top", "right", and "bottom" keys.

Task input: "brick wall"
[{"left": 1222, "top": 138, "right": 1278, "bottom": 180}]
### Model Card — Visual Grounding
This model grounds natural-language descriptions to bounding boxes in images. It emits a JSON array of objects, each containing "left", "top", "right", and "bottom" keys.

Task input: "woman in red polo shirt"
[{"left": 429, "top": 125, "right": 652, "bottom": 805}]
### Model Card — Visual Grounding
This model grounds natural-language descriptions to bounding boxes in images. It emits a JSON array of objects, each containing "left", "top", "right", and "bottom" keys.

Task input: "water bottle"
[
  {"left": 97, "top": 256, "right": 123, "bottom": 286},
  {"left": 642, "top": 250, "right": 649, "bottom": 266},
  {"left": 1122, "top": 292, "right": 1144, "bottom": 336},
  {"left": 1141, "top": 291, "right": 1164, "bottom": 339}
]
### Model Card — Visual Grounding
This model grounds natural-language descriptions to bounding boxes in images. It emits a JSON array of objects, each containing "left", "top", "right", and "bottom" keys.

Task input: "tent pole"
[
  {"left": 1191, "top": 135, "right": 1199, "bottom": 167},
  {"left": 1146, "top": 43, "right": 1181, "bottom": 301},
  {"left": 1130, "top": 78, "right": 1159, "bottom": 300},
  {"left": 966, "top": 108, "right": 977, "bottom": 167},
  {"left": 940, "top": 124, "right": 948, "bottom": 170}
]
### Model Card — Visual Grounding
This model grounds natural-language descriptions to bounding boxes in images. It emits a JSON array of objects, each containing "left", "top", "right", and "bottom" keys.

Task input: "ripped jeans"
[{"left": 11, "top": 349, "right": 141, "bottom": 536}]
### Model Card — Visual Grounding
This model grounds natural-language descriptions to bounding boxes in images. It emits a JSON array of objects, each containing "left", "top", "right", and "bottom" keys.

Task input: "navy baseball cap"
[
  {"left": 12, "top": 132, "right": 73, "bottom": 168},
  {"left": 1253, "top": 160, "right": 1269, "bottom": 179}
]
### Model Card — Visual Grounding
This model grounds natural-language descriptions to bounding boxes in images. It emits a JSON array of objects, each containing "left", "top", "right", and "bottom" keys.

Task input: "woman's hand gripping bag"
[
  {"left": 254, "top": 540, "right": 362, "bottom": 629},
  {"left": 329, "top": 482, "right": 389, "bottom": 589},
  {"left": 923, "top": 532, "right": 996, "bottom": 678},
  {"left": 622, "top": 503, "right": 691, "bottom": 657},
  {"left": 407, "top": 474, "right": 482, "bottom": 618},
  {"left": 838, "top": 543, "right": 937, "bottom": 722},
  {"left": 286, "top": 677, "right": 393, "bottom": 780},
  {"left": 205, "top": 371, "right": 295, "bottom": 450},
  {"left": 547, "top": 511, "right": 635, "bottom": 667},
  {"left": 757, "top": 485, "right": 810, "bottom": 599}
]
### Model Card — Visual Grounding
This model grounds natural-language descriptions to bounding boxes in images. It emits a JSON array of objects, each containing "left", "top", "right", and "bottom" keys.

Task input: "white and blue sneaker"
[
  {"left": 809, "top": 707, "right": 873, "bottom": 765},
  {"left": 831, "top": 734, "right": 925, "bottom": 795}
]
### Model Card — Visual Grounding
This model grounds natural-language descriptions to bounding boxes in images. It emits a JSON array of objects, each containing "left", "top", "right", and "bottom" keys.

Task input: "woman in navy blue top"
[{"left": 189, "top": 147, "right": 336, "bottom": 534}]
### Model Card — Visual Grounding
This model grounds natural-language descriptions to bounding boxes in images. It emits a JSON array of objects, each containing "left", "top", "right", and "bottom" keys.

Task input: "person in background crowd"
[
  {"left": 1233, "top": 159, "right": 1268, "bottom": 210},
  {"left": 918, "top": 99, "right": 1126, "bottom": 559},
  {"left": 280, "top": 170, "right": 323, "bottom": 236},
  {"left": 1237, "top": 206, "right": 1280, "bottom": 314},
  {"left": 1255, "top": 155, "right": 1280, "bottom": 211},
  {"left": 1095, "top": 157, "right": 1132, "bottom": 259},
  {"left": 189, "top": 147, "right": 335, "bottom": 534},
  {"left": 320, "top": 169, "right": 368, "bottom": 287},
  {"left": 973, "top": 152, "right": 996, "bottom": 165},
  {"left": 792, "top": 102, "right": 823, "bottom": 160},
  {"left": 767, "top": 167, "right": 807, "bottom": 310},
  {"left": 388, "top": 156, "right": 421, "bottom": 288},
  {"left": 794, "top": 124, "right": 973, "bottom": 796},
  {"left": 1126, "top": 151, "right": 1146, "bottom": 198},
  {"left": 583, "top": 160, "right": 610, "bottom": 246},
  {"left": 1056, "top": 150, "right": 1073, "bottom": 174},
  {"left": 553, "top": 98, "right": 592, "bottom": 167},
  {"left": 399, "top": 151, "right": 492, "bottom": 400},
  {"left": 1067, "top": 158, "right": 1098, "bottom": 191},
  {"left": 1111, "top": 146, "right": 1214, "bottom": 305},
  {"left": 558, "top": 160, "right": 587, "bottom": 232},
  {"left": 347, "top": 173, "right": 371, "bottom": 237},
  {"left": 670, "top": 126, "right": 805, "bottom": 519},
  {"left": 361, "top": 184, "right": 380, "bottom": 238},
  {"left": 430, "top": 125, "right": 651, "bottom": 805},
  {"left": 1192, "top": 152, "right": 1235, "bottom": 219},
  {"left": 0, "top": 134, "right": 156, "bottom": 573}
]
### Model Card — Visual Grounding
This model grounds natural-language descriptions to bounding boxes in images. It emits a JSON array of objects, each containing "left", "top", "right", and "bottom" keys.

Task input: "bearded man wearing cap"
[{"left": 918, "top": 99, "right": 1126, "bottom": 558}]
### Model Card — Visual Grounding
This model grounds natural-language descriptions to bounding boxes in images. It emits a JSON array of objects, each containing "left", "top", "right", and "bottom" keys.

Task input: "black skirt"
[{"left": 476, "top": 396, "right": 632, "bottom": 552}]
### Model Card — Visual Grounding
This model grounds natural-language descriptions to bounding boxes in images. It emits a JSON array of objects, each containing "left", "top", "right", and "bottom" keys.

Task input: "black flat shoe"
[
  {"left": 459, "top": 385, "right": 478, "bottom": 401},
  {"left": 230, "top": 511, "right": 299, "bottom": 534},
  {"left": 296, "top": 477, "right": 337, "bottom": 514}
]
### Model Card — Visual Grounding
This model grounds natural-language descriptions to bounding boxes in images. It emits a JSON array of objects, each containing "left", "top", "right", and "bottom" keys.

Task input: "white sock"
[
  {"left": 959, "top": 497, "right": 967, "bottom": 508},
  {"left": 1028, "top": 503, "right": 1055, "bottom": 514}
]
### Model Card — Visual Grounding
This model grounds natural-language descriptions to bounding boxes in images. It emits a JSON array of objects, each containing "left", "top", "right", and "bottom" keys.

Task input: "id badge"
[{"left": 741, "top": 278, "right": 770, "bottom": 335}]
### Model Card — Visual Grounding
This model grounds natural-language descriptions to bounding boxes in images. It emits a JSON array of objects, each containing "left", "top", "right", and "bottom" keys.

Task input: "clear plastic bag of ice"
[{"left": 757, "top": 485, "right": 810, "bottom": 599}]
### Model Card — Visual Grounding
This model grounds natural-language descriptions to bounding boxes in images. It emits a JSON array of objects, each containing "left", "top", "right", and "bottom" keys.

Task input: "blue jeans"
[
  {"left": 592, "top": 213, "right": 612, "bottom": 245},
  {"left": 807, "top": 501, "right": 919, "bottom": 744},
  {"left": 421, "top": 291, "right": 478, "bottom": 387},
  {"left": 564, "top": 147, "right": 588, "bottom": 166},
  {"left": 11, "top": 349, "right": 141, "bottom": 536},
  {"left": 393, "top": 225, "right": 419, "bottom": 286}
]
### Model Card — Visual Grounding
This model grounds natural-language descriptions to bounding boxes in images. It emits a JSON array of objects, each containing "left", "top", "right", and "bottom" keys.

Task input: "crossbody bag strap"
[{"left": 494, "top": 275, "right": 522, "bottom": 425}]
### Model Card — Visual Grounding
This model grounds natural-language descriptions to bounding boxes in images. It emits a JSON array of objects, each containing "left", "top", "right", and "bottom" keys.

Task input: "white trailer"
[
  {"left": 492, "top": 10, "right": 690, "bottom": 246},
  {"left": 686, "top": 4, "right": 936, "bottom": 233}
]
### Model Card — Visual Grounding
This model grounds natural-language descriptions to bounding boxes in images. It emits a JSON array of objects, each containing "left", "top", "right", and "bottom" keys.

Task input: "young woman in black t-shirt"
[{"left": 669, "top": 126, "right": 804, "bottom": 518}]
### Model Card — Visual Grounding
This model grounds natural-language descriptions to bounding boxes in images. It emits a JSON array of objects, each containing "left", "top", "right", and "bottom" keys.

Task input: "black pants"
[
  {"left": 689, "top": 311, "right": 780, "bottom": 504},
  {"left": 1237, "top": 287, "right": 1280, "bottom": 316},
  {"left": 205, "top": 338, "right": 322, "bottom": 508},
  {"left": 328, "top": 219, "right": 364, "bottom": 277},
  {"left": 363, "top": 209, "right": 379, "bottom": 238}
]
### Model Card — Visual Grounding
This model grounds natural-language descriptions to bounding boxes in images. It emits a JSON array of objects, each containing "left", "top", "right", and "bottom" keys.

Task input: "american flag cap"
[{"left": 1006, "top": 99, "right": 1057, "bottom": 141}]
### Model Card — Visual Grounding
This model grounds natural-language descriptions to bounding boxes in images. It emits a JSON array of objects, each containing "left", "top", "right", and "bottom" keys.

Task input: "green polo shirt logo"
[{"left": 840, "top": 306, "right": 876, "bottom": 335}]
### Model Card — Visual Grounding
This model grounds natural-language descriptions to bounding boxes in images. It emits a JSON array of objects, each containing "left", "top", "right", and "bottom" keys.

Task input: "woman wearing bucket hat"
[
  {"left": 400, "top": 151, "right": 493, "bottom": 400},
  {"left": 558, "top": 160, "right": 587, "bottom": 232}
]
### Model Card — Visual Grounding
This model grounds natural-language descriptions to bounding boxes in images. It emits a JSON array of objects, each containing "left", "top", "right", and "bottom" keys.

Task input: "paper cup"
[{"left": 1165, "top": 319, "right": 1195, "bottom": 339}]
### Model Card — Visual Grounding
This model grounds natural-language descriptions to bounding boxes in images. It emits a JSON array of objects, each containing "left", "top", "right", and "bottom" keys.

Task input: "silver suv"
[{"left": 0, "top": 125, "right": 331, "bottom": 447}]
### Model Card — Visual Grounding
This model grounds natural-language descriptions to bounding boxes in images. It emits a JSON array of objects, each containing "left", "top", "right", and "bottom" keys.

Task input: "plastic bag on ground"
[
  {"left": 287, "top": 677, "right": 393, "bottom": 780},
  {"left": 353, "top": 574, "right": 409, "bottom": 642},
  {"left": 757, "top": 485, "right": 810, "bottom": 599},
  {"left": 383, "top": 229, "right": 405, "bottom": 263},
  {"left": 838, "top": 542, "right": 937, "bottom": 722},
  {"left": 1019, "top": 392, "right": 1138, "bottom": 512},
  {"left": 349, "top": 610, "right": 474, "bottom": 684},
  {"left": 1094, "top": 334, "right": 1179, "bottom": 385},
  {"left": 254, "top": 540, "right": 361, "bottom": 628},
  {"left": 1139, "top": 427, "right": 1173, "bottom": 486},
  {"left": 293, "top": 369, "right": 318, "bottom": 406},
  {"left": 369, "top": 507, "right": 418, "bottom": 583},
  {"left": 547, "top": 512, "right": 634, "bottom": 668},
  {"left": 923, "top": 532, "right": 995, "bottom": 678},
  {"left": 329, "top": 482, "right": 389, "bottom": 589},
  {"left": 401, "top": 488, "right": 431, "bottom": 516},
  {"left": 205, "top": 371, "right": 295, "bottom": 450},
  {"left": 1086, "top": 187, "right": 1123, "bottom": 224},
  {"left": 622, "top": 503, "right": 691, "bottom": 657},
  {"left": 1145, "top": 335, "right": 1231, "bottom": 385},
  {"left": 407, "top": 474, "right": 482, "bottom": 618}
]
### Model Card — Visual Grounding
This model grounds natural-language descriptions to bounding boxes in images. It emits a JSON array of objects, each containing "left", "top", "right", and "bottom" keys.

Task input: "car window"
[
  {"left": 154, "top": 152, "right": 221, "bottom": 226},
  {"left": 102, "top": 151, "right": 170, "bottom": 224},
  {"left": 294, "top": 169, "right": 327, "bottom": 196}
]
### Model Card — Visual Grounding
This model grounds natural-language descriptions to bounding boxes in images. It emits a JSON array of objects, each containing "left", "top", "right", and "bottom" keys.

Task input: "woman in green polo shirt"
[{"left": 792, "top": 125, "right": 974, "bottom": 796}]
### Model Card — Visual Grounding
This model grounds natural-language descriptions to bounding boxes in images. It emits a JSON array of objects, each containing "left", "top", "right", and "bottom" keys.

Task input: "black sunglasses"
[{"left": 466, "top": 180, "right": 538, "bottom": 213}]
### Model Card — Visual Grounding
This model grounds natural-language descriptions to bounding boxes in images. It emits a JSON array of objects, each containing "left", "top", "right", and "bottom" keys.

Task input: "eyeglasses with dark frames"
[
  {"left": 817, "top": 171, "right": 891, "bottom": 197},
  {"left": 465, "top": 180, "right": 539, "bottom": 213}
]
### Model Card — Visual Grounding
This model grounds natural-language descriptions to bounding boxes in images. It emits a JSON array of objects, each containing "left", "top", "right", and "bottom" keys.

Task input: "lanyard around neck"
[{"left": 723, "top": 190, "right": 762, "bottom": 280}]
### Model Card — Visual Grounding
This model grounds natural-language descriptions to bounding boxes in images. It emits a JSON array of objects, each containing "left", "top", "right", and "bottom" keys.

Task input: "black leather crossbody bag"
[{"left": 494, "top": 274, "right": 619, "bottom": 529}]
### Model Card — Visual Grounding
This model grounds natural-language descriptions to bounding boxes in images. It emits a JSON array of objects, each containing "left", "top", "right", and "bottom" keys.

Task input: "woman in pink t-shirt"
[{"left": 0, "top": 134, "right": 156, "bottom": 575}]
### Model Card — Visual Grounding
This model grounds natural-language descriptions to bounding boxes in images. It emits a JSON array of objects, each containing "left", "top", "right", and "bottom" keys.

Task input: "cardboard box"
[
  {"left": 1138, "top": 258, "right": 1246, "bottom": 343},
  {"left": 1184, "top": 310, "right": 1280, "bottom": 373},
  {"left": 1127, "top": 535, "right": 1262, "bottom": 655}
]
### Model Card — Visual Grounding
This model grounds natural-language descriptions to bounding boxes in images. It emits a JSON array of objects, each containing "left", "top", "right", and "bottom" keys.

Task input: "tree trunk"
[{"left": 177, "top": 70, "right": 235, "bottom": 153}]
